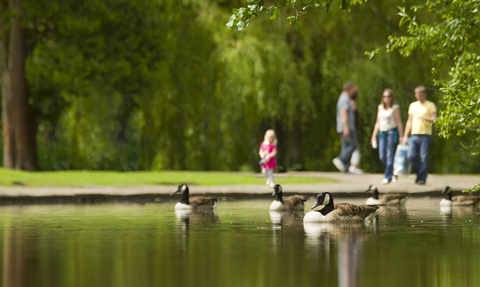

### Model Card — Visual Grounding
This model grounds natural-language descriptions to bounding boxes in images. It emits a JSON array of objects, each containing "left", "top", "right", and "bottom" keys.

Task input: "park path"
[{"left": 0, "top": 172, "right": 477, "bottom": 202}]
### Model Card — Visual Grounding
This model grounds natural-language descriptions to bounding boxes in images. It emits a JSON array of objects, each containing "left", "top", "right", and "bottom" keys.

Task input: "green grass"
[{"left": 0, "top": 168, "right": 332, "bottom": 187}]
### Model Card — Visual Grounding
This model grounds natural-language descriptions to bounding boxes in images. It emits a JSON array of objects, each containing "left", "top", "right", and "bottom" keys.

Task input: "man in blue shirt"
[{"left": 333, "top": 82, "right": 357, "bottom": 172}]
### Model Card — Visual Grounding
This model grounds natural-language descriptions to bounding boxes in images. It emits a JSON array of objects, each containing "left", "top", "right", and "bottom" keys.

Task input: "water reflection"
[
  {"left": 304, "top": 222, "right": 375, "bottom": 287},
  {"left": 175, "top": 209, "right": 219, "bottom": 254},
  {"left": 269, "top": 211, "right": 304, "bottom": 226},
  {"left": 3, "top": 224, "right": 32, "bottom": 287},
  {"left": 0, "top": 199, "right": 479, "bottom": 287},
  {"left": 440, "top": 205, "right": 477, "bottom": 217},
  {"left": 377, "top": 205, "right": 407, "bottom": 217},
  {"left": 269, "top": 211, "right": 304, "bottom": 247},
  {"left": 175, "top": 209, "right": 219, "bottom": 227}
]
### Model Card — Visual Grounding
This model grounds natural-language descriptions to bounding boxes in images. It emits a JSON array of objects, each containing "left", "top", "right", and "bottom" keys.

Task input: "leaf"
[
  {"left": 237, "top": 20, "right": 246, "bottom": 31},
  {"left": 226, "top": 20, "right": 235, "bottom": 31},
  {"left": 295, "top": 20, "right": 302, "bottom": 31},
  {"left": 302, "top": 0, "right": 311, "bottom": 3},
  {"left": 325, "top": 3, "right": 330, "bottom": 12},
  {"left": 287, "top": 15, "right": 296, "bottom": 25},
  {"left": 269, "top": 9, "right": 277, "bottom": 19}
]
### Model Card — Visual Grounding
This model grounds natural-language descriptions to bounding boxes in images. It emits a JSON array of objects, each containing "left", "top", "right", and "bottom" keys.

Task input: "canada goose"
[
  {"left": 440, "top": 186, "right": 480, "bottom": 207},
  {"left": 303, "top": 192, "right": 378, "bottom": 223},
  {"left": 269, "top": 184, "right": 307, "bottom": 211},
  {"left": 172, "top": 184, "right": 217, "bottom": 210},
  {"left": 365, "top": 185, "right": 407, "bottom": 205}
]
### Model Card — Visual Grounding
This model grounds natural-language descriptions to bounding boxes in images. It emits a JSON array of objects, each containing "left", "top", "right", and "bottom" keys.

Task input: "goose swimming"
[
  {"left": 172, "top": 184, "right": 217, "bottom": 210},
  {"left": 303, "top": 192, "right": 378, "bottom": 223}
]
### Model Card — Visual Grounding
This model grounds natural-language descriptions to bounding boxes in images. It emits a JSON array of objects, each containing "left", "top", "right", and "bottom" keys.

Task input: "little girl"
[{"left": 259, "top": 129, "right": 278, "bottom": 188}]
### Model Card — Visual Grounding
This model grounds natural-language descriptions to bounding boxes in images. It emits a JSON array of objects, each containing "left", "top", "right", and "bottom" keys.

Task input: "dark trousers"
[{"left": 336, "top": 131, "right": 357, "bottom": 169}]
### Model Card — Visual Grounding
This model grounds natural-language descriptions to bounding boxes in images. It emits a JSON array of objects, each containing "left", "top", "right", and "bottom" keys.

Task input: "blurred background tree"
[{"left": 0, "top": 0, "right": 478, "bottom": 174}]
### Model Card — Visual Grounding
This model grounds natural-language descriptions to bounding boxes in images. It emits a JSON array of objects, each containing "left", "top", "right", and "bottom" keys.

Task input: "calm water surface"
[{"left": 0, "top": 197, "right": 479, "bottom": 287}]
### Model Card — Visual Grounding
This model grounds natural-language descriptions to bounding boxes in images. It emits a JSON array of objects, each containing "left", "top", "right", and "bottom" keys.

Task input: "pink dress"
[{"left": 260, "top": 142, "right": 277, "bottom": 169}]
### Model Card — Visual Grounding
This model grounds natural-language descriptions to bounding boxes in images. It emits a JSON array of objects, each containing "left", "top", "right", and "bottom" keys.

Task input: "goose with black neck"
[
  {"left": 303, "top": 192, "right": 378, "bottom": 223},
  {"left": 172, "top": 184, "right": 218, "bottom": 210}
]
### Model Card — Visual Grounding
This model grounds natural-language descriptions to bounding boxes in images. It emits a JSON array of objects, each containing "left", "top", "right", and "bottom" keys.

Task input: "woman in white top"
[{"left": 371, "top": 89, "right": 404, "bottom": 184}]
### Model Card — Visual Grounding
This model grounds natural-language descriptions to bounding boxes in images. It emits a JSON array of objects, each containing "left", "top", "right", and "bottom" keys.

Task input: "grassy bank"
[{"left": 0, "top": 168, "right": 332, "bottom": 187}]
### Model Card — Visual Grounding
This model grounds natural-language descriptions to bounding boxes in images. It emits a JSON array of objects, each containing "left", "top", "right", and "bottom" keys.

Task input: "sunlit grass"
[{"left": 0, "top": 168, "right": 332, "bottom": 187}]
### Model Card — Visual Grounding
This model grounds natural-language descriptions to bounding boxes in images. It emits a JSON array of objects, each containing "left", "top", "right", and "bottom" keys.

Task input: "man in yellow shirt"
[{"left": 402, "top": 86, "right": 437, "bottom": 185}]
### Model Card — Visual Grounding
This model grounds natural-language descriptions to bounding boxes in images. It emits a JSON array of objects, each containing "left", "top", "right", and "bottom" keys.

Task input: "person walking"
[
  {"left": 349, "top": 88, "right": 364, "bottom": 174},
  {"left": 333, "top": 82, "right": 357, "bottom": 172},
  {"left": 370, "top": 89, "right": 403, "bottom": 184},
  {"left": 259, "top": 129, "right": 278, "bottom": 188},
  {"left": 402, "top": 86, "right": 437, "bottom": 185}
]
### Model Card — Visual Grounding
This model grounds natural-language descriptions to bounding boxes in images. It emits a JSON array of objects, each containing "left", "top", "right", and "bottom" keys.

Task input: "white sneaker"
[
  {"left": 266, "top": 179, "right": 270, "bottom": 186},
  {"left": 332, "top": 158, "right": 346, "bottom": 172},
  {"left": 269, "top": 183, "right": 275, "bottom": 188},
  {"left": 392, "top": 175, "right": 397, "bottom": 183},
  {"left": 382, "top": 178, "right": 391, "bottom": 185},
  {"left": 348, "top": 166, "right": 364, "bottom": 174}
]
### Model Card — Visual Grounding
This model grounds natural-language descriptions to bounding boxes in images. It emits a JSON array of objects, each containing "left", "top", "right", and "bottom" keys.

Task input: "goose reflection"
[
  {"left": 304, "top": 222, "right": 375, "bottom": 287},
  {"left": 269, "top": 211, "right": 304, "bottom": 226},
  {"left": 440, "top": 205, "right": 476, "bottom": 218},
  {"left": 175, "top": 209, "right": 219, "bottom": 228},
  {"left": 175, "top": 209, "right": 219, "bottom": 257},
  {"left": 374, "top": 205, "right": 407, "bottom": 222}
]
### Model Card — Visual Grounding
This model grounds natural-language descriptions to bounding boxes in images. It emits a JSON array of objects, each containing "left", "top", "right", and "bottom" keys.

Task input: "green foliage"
[
  {"left": 226, "top": 0, "right": 365, "bottom": 31},
  {"left": 384, "top": 0, "right": 480, "bottom": 191},
  {"left": 0, "top": 0, "right": 474, "bottom": 179}
]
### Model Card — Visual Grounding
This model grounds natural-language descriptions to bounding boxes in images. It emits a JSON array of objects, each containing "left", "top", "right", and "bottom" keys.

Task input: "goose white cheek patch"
[
  {"left": 181, "top": 185, "right": 187, "bottom": 192},
  {"left": 323, "top": 194, "right": 330, "bottom": 205}
]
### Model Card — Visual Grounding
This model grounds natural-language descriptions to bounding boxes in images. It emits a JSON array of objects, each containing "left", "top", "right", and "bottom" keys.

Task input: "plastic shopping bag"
[{"left": 393, "top": 144, "right": 411, "bottom": 175}]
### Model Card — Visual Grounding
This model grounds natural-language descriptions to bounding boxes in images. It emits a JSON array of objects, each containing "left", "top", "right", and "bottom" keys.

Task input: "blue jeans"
[
  {"left": 378, "top": 131, "right": 398, "bottom": 180},
  {"left": 408, "top": 134, "right": 432, "bottom": 180},
  {"left": 336, "top": 131, "right": 357, "bottom": 169}
]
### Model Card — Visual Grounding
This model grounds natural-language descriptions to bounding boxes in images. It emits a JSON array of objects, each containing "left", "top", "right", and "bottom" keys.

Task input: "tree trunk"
[
  {"left": 287, "top": 119, "right": 304, "bottom": 170},
  {"left": 0, "top": 0, "right": 38, "bottom": 170}
]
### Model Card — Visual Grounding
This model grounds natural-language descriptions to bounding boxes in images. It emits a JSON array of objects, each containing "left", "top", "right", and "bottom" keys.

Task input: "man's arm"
[
  {"left": 418, "top": 112, "right": 437, "bottom": 123},
  {"left": 341, "top": 109, "right": 350, "bottom": 137},
  {"left": 403, "top": 114, "right": 412, "bottom": 144}
]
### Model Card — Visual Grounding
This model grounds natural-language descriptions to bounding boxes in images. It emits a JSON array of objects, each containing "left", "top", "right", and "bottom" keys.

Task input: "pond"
[{"left": 0, "top": 196, "right": 479, "bottom": 287}]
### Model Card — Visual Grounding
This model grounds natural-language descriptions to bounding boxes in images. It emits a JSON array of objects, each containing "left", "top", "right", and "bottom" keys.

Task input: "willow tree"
[{"left": 0, "top": 0, "right": 37, "bottom": 170}]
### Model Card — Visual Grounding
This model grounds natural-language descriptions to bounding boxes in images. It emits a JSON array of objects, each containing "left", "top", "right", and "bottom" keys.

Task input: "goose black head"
[
  {"left": 173, "top": 184, "right": 188, "bottom": 195},
  {"left": 272, "top": 184, "right": 283, "bottom": 203},
  {"left": 311, "top": 192, "right": 332, "bottom": 209},
  {"left": 365, "top": 185, "right": 379, "bottom": 199},
  {"left": 173, "top": 184, "right": 189, "bottom": 204},
  {"left": 441, "top": 186, "right": 452, "bottom": 194},
  {"left": 272, "top": 184, "right": 282, "bottom": 196},
  {"left": 441, "top": 186, "right": 453, "bottom": 201}
]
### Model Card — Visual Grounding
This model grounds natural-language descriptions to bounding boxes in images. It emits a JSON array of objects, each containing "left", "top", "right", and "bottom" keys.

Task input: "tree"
[
  {"left": 0, "top": 0, "right": 37, "bottom": 170},
  {"left": 384, "top": 1, "right": 480, "bottom": 141},
  {"left": 226, "top": 0, "right": 364, "bottom": 31},
  {"left": 228, "top": 0, "right": 480, "bottom": 191},
  {"left": 384, "top": 0, "right": 480, "bottom": 191}
]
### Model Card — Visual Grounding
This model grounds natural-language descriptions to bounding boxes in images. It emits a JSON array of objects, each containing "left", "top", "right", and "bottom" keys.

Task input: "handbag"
[{"left": 393, "top": 144, "right": 411, "bottom": 175}]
